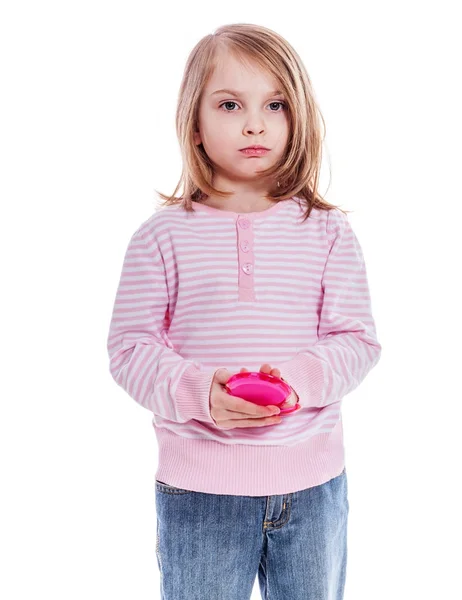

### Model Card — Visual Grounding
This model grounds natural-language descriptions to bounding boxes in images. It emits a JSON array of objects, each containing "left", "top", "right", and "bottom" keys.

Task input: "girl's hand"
[{"left": 239, "top": 363, "right": 299, "bottom": 409}]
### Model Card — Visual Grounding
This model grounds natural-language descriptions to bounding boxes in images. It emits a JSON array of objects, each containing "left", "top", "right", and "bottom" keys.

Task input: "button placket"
[{"left": 237, "top": 216, "right": 255, "bottom": 301}]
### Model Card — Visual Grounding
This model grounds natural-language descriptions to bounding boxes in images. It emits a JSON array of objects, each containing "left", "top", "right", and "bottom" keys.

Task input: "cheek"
[
  {"left": 209, "top": 115, "right": 236, "bottom": 136},
  {"left": 202, "top": 121, "right": 236, "bottom": 149},
  {"left": 275, "top": 126, "right": 290, "bottom": 149}
]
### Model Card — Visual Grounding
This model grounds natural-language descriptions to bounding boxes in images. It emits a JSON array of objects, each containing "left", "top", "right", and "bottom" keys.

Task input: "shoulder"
[
  {"left": 133, "top": 204, "right": 184, "bottom": 242},
  {"left": 291, "top": 198, "right": 348, "bottom": 229},
  {"left": 325, "top": 207, "right": 350, "bottom": 240},
  {"left": 325, "top": 206, "right": 349, "bottom": 227}
]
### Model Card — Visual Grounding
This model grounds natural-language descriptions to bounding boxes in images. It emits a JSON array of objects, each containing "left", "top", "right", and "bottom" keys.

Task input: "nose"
[{"left": 246, "top": 127, "right": 264, "bottom": 135}]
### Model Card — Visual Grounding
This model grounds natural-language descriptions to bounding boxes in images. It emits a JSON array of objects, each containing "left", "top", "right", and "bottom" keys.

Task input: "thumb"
[{"left": 213, "top": 367, "right": 231, "bottom": 384}]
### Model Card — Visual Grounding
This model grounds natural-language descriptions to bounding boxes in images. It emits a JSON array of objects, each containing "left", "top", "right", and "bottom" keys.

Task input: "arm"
[
  {"left": 106, "top": 227, "right": 216, "bottom": 424},
  {"left": 277, "top": 209, "right": 382, "bottom": 409}
]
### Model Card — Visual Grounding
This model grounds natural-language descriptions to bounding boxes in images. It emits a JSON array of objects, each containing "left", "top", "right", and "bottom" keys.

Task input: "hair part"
[{"left": 155, "top": 23, "right": 350, "bottom": 222}]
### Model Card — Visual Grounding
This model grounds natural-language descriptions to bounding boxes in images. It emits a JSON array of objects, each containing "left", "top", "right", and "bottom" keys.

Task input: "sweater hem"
[{"left": 153, "top": 417, "right": 345, "bottom": 496}]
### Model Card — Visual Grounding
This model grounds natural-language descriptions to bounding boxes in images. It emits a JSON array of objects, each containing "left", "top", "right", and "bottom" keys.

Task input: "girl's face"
[{"left": 194, "top": 52, "right": 289, "bottom": 190}]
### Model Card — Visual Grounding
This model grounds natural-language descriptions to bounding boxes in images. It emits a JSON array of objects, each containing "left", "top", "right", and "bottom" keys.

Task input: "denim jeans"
[{"left": 155, "top": 467, "right": 348, "bottom": 600}]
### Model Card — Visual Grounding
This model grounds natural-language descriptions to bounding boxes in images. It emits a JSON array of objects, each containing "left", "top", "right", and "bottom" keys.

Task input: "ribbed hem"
[{"left": 153, "top": 418, "right": 346, "bottom": 496}]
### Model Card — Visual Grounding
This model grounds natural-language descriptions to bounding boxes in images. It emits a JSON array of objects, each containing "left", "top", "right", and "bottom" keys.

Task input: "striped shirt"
[{"left": 106, "top": 196, "right": 382, "bottom": 495}]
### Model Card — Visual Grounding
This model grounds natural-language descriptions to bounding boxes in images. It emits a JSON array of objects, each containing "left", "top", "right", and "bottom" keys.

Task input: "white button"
[
  {"left": 242, "top": 262, "right": 253, "bottom": 274},
  {"left": 240, "top": 240, "right": 250, "bottom": 252}
]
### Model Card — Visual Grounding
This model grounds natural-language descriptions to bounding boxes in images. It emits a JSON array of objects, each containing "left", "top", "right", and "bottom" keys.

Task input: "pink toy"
[{"left": 225, "top": 371, "right": 301, "bottom": 416}]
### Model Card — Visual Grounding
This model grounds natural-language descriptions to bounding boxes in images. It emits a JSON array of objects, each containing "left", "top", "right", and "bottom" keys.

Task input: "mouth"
[{"left": 239, "top": 146, "right": 271, "bottom": 156}]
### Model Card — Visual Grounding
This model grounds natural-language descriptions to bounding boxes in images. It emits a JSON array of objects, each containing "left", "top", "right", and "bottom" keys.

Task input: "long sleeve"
[
  {"left": 106, "top": 227, "right": 216, "bottom": 424},
  {"left": 277, "top": 209, "right": 382, "bottom": 409}
]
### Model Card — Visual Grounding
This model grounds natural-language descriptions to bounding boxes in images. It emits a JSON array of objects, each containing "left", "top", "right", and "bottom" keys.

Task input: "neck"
[{"left": 201, "top": 196, "right": 277, "bottom": 213}]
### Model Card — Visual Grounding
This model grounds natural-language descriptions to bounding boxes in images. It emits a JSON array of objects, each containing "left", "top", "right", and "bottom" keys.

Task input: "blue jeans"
[{"left": 155, "top": 467, "right": 349, "bottom": 599}]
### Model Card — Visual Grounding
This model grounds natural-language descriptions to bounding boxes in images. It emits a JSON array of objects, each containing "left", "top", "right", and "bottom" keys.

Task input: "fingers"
[
  {"left": 260, "top": 364, "right": 281, "bottom": 377},
  {"left": 229, "top": 397, "right": 279, "bottom": 417},
  {"left": 218, "top": 415, "right": 282, "bottom": 429},
  {"left": 240, "top": 365, "right": 281, "bottom": 377}
]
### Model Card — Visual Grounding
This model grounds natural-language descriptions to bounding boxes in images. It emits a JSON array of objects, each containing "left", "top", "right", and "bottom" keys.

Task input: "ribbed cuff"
[
  {"left": 175, "top": 364, "right": 222, "bottom": 424},
  {"left": 278, "top": 353, "right": 325, "bottom": 408}
]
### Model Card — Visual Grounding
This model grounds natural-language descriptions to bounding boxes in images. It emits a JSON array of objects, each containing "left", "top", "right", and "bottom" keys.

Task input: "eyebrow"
[{"left": 210, "top": 88, "right": 285, "bottom": 97}]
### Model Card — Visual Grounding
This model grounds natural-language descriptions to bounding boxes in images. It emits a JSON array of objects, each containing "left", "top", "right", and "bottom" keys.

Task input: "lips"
[
  {"left": 240, "top": 145, "right": 270, "bottom": 150},
  {"left": 239, "top": 144, "right": 269, "bottom": 150},
  {"left": 239, "top": 148, "right": 270, "bottom": 156}
]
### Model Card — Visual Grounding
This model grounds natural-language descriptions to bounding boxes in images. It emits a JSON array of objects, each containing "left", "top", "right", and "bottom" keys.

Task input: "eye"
[{"left": 218, "top": 101, "right": 286, "bottom": 113}]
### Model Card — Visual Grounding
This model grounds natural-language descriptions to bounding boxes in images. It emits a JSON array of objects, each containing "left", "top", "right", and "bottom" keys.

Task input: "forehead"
[{"left": 205, "top": 51, "right": 279, "bottom": 94}]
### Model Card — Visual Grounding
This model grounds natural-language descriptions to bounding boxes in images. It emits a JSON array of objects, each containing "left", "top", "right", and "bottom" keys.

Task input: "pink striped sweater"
[{"left": 106, "top": 196, "right": 382, "bottom": 495}]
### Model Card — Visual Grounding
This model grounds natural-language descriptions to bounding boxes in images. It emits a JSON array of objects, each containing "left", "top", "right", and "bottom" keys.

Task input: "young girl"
[{"left": 107, "top": 23, "right": 382, "bottom": 600}]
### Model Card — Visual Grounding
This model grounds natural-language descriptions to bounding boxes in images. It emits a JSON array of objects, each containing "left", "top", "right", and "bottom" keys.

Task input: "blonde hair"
[{"left": 155, "top": 23, "right": 350, "bottom": 222}]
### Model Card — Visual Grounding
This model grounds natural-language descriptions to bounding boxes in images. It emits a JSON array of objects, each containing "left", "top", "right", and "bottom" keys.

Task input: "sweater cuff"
[
  {"left": 278, "top": 353, "right": 325, "bottom": 408},
  {"left": 175, "top": 364, "right": 219, "bottom": 424}
]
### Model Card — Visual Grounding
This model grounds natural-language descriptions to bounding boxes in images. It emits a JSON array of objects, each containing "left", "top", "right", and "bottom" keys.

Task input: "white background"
[{"left": 1, "top": 1, "right": 461, "bottom": 598}]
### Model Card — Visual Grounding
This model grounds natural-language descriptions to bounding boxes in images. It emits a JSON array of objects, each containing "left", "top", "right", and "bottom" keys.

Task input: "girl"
[{"left": 107, "top": 23, "right": 382, "bottom": 600}]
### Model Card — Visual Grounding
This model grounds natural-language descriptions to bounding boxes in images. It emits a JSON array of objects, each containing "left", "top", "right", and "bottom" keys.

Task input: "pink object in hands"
[{"left": 225, "top": 371, "right": 301, "bottom": 415}]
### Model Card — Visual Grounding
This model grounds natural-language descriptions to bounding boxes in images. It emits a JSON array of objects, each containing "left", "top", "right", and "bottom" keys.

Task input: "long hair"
[{"left": 155, "top": 23, "right": 350, "bottom": 222}]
